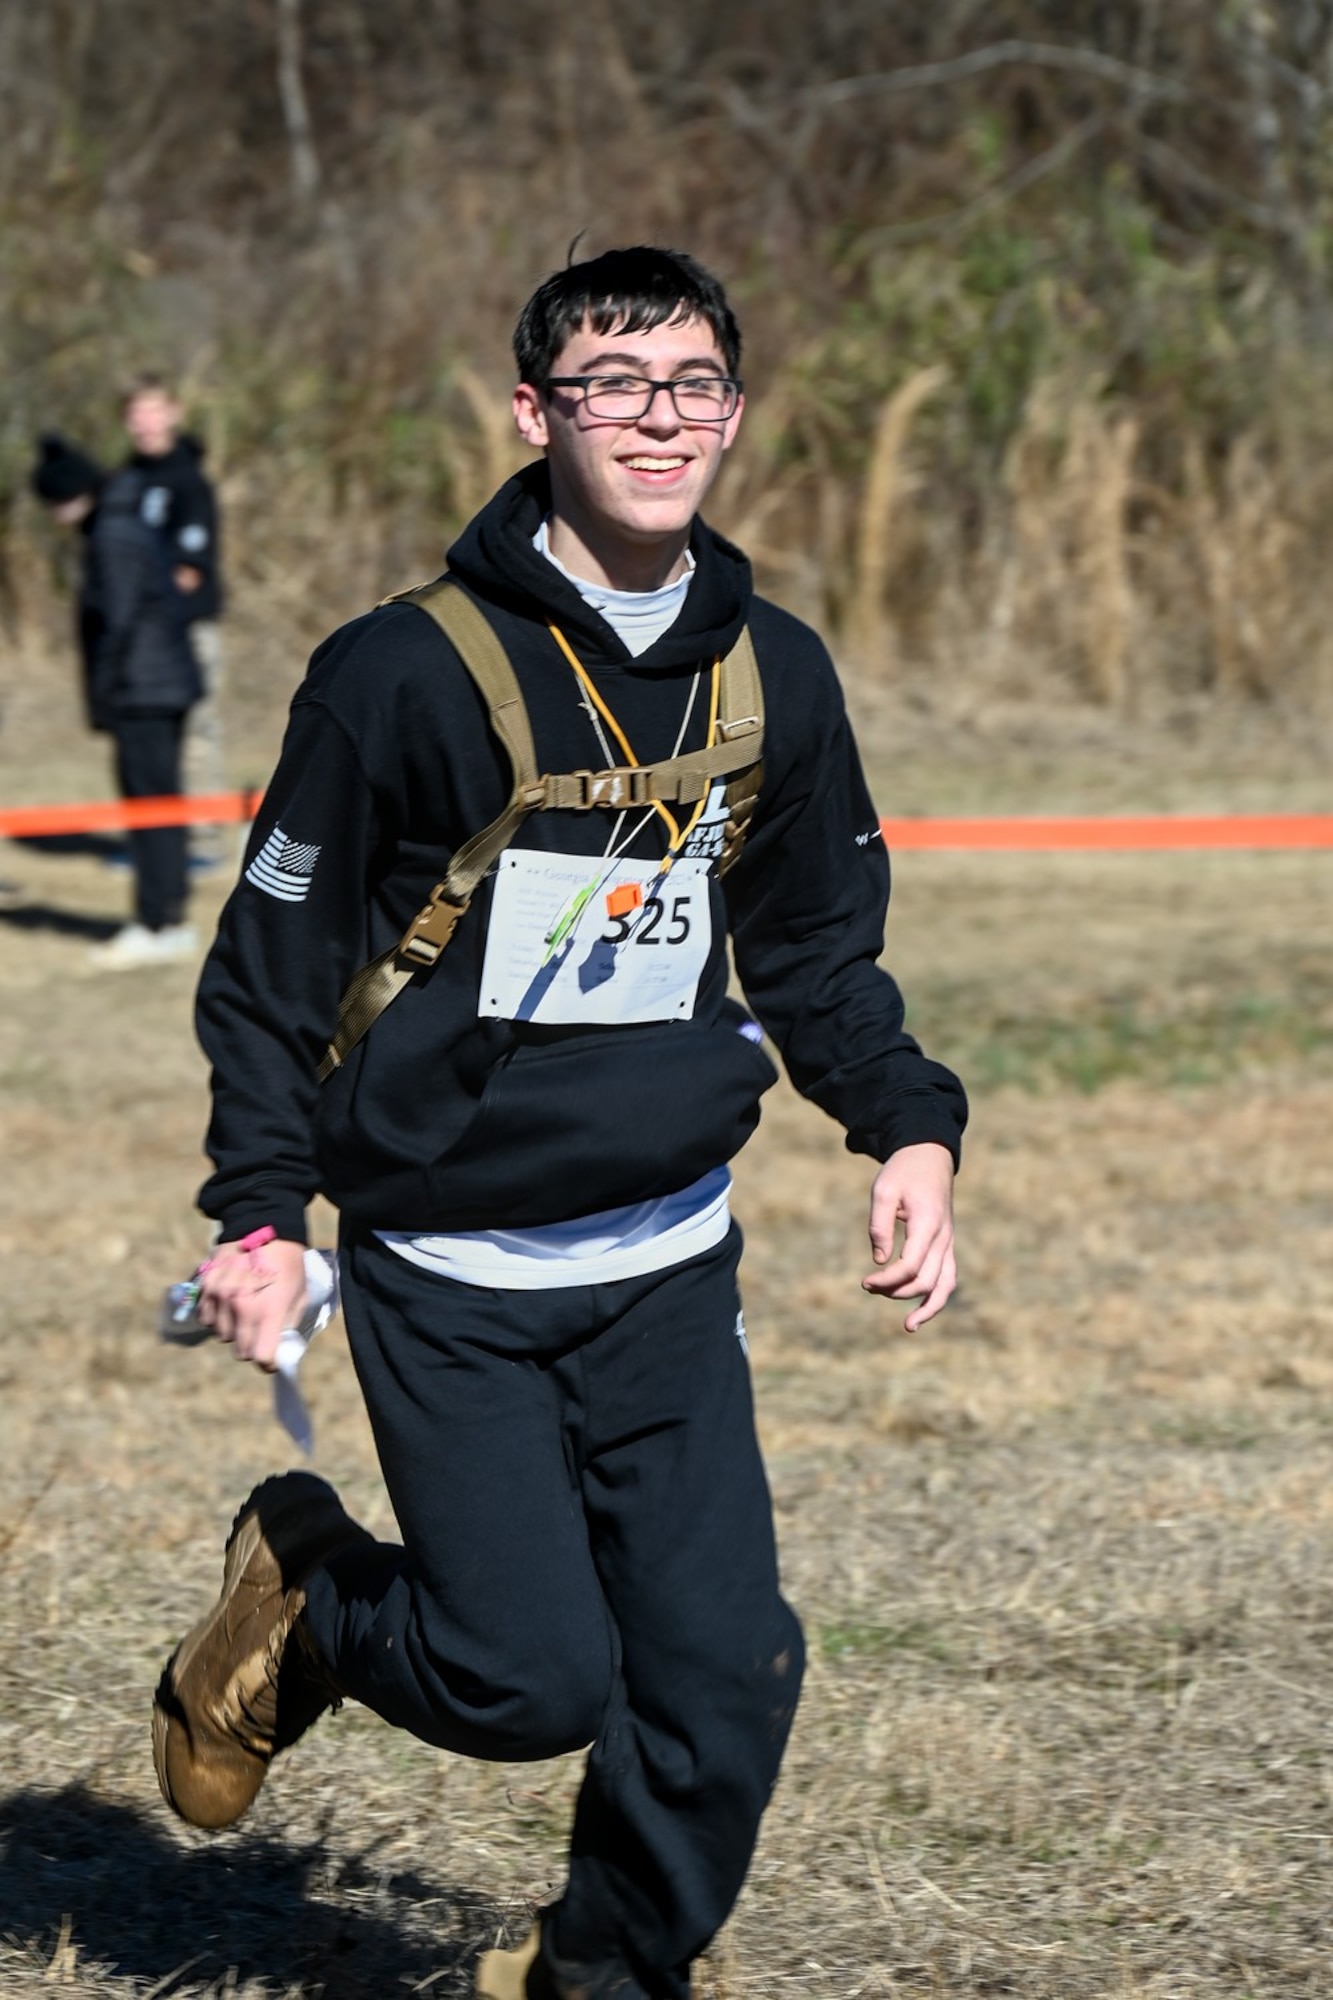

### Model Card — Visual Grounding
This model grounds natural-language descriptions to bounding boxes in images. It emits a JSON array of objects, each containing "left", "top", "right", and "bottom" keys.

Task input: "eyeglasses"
[{"left": 544, "top": 373, "right": 743, "bottom": 422}]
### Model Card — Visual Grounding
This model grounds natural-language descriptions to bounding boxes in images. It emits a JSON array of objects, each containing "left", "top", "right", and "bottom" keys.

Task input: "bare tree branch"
[
  {"left": 1137, "top": 132, "right": 1303, "bottom": 235},
  {"left": 864, "top": 116, "right": 1104, "bottom": 248},
  {"left": 275, "top": 0, "right": 322, "bottom": 202},
  {"left": 795, "top": 39, "right": 1192, "bottom": 110}
]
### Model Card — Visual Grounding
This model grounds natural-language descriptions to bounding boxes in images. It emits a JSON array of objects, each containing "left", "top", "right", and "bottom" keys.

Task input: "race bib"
[{"left": 479, "top": 848, "right": 713, "bottom": 1025}]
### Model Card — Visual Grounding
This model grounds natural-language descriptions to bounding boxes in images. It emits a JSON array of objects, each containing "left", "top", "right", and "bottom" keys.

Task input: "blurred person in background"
[
  {"left": 31, "top": 433, "right": 201, "bottom": 967},
  {"left": 122, "top": 373, "right": 229, "bottom": 871},
  {"left": 151, "top": 246, "right": 966, "bottom": 1998}
]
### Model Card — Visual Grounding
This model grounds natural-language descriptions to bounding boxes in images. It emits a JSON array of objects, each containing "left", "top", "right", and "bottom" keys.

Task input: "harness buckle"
[
  {"left": 396, "top": 890, "right": 468, "bottom": 968},
  {"left": 565, "top": 767, "right": 649, "bottom": 809}
]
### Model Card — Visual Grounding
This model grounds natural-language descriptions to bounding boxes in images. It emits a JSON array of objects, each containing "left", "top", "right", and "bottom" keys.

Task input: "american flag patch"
[{"left": 245, "top": 824, "right": 321, "bottom": 903}]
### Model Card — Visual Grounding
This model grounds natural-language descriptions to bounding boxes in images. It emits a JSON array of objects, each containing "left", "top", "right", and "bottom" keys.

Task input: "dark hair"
[{"left": 513, "top": 245, "right": 741, "bottom": 385}]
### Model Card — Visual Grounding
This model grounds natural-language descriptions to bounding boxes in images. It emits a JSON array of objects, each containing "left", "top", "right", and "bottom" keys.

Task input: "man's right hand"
[{"left": 196, "top": 1238, "right": 308, "bottom": 1372}]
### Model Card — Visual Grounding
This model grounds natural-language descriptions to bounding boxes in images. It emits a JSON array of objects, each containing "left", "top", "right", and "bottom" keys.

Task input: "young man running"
[{"left": 153, "top": 246, "right": 967, "bottom": 2000}]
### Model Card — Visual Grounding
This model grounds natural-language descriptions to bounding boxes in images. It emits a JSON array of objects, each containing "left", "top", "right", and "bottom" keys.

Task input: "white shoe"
[{"left": 89, "top": 922, "right": 198, "bottom": 969}]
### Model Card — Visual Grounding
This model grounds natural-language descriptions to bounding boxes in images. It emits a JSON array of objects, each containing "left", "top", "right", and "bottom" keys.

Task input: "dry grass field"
[{"left": 1, "top": 626, "right": 1331, "bottom": 1998}]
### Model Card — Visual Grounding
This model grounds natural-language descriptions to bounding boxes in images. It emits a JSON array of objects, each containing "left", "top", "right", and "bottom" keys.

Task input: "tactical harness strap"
[{"left": 318, "top": 577, "right": 764, "bottom": 1081}]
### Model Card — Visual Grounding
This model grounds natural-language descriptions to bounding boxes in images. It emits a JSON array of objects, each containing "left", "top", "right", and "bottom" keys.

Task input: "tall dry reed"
[{"left": 846, "top": 365, "right": 949, "bottom": 667}]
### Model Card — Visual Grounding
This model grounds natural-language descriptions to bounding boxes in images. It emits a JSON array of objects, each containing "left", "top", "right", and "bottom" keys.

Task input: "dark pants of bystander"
[{"left": 113, "top": 710, "right": 189, "bottom": 930}]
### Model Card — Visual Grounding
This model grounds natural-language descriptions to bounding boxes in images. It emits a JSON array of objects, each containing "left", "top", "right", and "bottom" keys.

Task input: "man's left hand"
[{"left": 862, "top": 1141, "right": 957, "bottom": 1330}]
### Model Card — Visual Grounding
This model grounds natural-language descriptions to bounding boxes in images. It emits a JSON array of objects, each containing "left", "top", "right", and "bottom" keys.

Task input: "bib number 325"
[
  {"left": 601, "top": 891, "right": 692, "bottom": 947},
  {"left": 480, "top": 849, "right": 713, "bottom": 1025}
]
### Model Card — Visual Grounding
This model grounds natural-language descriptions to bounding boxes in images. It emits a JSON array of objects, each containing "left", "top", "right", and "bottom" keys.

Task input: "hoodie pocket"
[{"left": 423, "top": 1021, "right": 779, "bottom": 1228}]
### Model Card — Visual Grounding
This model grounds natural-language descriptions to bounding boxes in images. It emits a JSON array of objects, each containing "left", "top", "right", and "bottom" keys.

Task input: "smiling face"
[{"left": 512, "top": 314, "right": 744, "bottom": 592}]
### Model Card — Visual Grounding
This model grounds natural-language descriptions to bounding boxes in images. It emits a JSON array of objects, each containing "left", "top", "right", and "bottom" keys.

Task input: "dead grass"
[{"left": 1, "top": 632, "right": 1332, "bottom": 1997}]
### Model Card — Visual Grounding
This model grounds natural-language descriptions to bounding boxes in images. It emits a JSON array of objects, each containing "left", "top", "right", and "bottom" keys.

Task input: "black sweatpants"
[
  {"left": 113, "top": 712, "right": 188, "bottom": 930},
  {"left": 304, "top": 1223, "right": 805, "bottom": 2000}
]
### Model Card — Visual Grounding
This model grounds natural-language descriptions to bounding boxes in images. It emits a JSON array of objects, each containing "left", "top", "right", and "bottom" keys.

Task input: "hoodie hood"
[{"left": 445, "top": 462, "right": 753, "bottom": 673}]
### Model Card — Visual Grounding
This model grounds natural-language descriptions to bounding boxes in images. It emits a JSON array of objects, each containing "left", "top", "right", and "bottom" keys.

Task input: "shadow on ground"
[
  {"left": 0, "top": 1784, "right": 497, "bottom": 1997},
  {"left": 0, "top": 903, "right": 119, "bottom": 940},
  {"left": 11, "top": 832, "right": 128, "bottom": 861}
]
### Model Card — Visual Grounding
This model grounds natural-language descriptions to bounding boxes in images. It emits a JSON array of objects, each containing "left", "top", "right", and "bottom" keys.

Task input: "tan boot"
[
  {"left": 475, "top": 1922, "right": 613, "bottom": 1999},
  {"left": 152, "top": 1471, "right": 370, "bottom": 1828},
  {"left": 476, "top": 1923, "right": 546, "bottom": 1999}
]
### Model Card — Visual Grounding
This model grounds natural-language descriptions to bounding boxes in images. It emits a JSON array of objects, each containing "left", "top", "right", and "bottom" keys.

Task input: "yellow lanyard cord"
[{"left": 548, "top": 623, "right": 721, "bottom": 858}]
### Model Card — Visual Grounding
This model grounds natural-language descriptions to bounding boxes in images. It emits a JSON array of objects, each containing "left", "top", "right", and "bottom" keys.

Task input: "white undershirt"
[
  {"left": 378, "top": 529, "right": 731, "bottom": 1289},
  {"left": 534, "top": 519, "right": 696, "bottom": 657}
]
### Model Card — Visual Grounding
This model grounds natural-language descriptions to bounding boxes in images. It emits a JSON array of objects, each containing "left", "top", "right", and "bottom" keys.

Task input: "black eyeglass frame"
[{"left": 543, "top": 373, "right": 744, "bottom": 422}]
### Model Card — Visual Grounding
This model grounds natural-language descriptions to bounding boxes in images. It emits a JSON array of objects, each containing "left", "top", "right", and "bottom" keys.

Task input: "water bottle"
[
  {"left": 160, "top": 1247, "right": 338, "bottom": 1343},
  {"left": 159, "top": 1277, "right": 215, "bottom": 1346},
  {"left": 159, "top": 1248, "right": 340, "bottom": 1454}
]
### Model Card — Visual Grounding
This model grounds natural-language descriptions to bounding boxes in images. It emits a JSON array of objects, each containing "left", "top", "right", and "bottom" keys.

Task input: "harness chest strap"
[{"left": 317, "top": 578, "right": 764, "bottom": 1081}]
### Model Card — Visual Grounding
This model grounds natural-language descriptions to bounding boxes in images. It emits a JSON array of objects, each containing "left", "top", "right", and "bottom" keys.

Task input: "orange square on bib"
[{"left": 605, "top": 882, "right": 644, "bottom": 919}]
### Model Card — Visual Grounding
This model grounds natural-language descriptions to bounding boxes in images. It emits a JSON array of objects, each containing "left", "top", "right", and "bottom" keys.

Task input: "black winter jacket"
[
  {"left": 129, "top": 436, "right": 224, "bottom": 621},
  {"left": 78, "top": 471, "right": 202, "bottom": 729},
  {"left": 197, "top": 465, "right": 967, "bottom": 1244}
]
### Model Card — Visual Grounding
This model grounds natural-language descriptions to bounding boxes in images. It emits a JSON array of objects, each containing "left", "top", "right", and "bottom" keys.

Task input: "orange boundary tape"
[
  {"left": 1, "top": 792, "right": 1332, "bottom": 849},
  {"left": 0, "top": 792, "right": 259, "bottom": 838},
  {"left": 878, "top": 813, "right": 1333, "bottom": 850}
]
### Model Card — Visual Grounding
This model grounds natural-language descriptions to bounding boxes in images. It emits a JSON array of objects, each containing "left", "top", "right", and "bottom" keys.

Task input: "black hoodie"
[
  {"left": 129, "top": 436, "right": 223, "bottom": 621},
  {"left": 196, "top": 465, "right": 966, "bottom": 1244}
]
